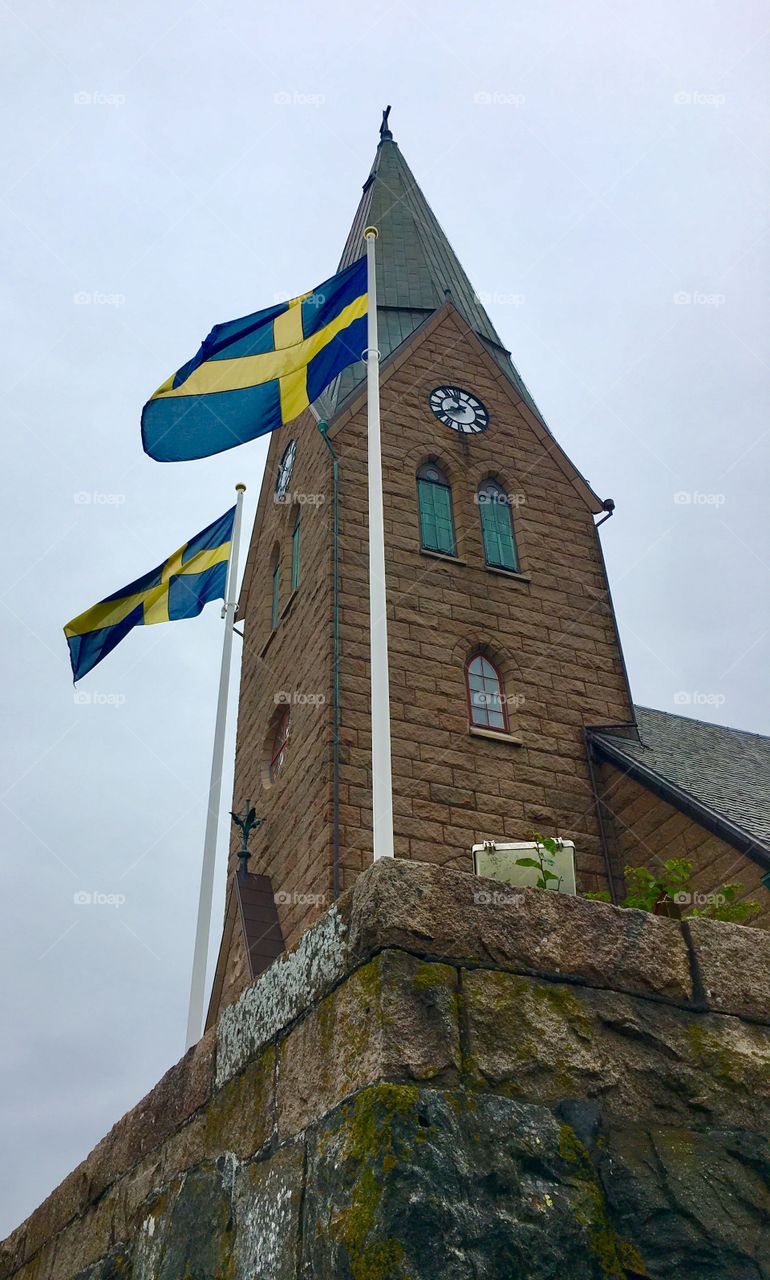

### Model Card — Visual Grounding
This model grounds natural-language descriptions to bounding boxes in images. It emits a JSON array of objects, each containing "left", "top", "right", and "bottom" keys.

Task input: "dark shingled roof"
[
  {"left": 318, "top": 124, "right": 539, "bottom": 415},
  {"left": 315, "top": 116, "right": 604, "bottom": 513},
  {"left": 590, "top": 705, "right": 770, "bottom": 862}
]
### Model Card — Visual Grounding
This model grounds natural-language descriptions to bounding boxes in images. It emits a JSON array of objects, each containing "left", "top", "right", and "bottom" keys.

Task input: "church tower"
[{"left": 207, "top": 117, "right": 635, "bottom": 1021}]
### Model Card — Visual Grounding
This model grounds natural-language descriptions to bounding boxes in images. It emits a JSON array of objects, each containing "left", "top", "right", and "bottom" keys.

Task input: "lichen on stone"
[{"left": 216, "top": 903, "right": 349, "bottom": 1087}]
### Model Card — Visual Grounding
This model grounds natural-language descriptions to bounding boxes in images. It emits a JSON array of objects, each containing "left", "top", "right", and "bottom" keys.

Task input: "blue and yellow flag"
[
  {"left": 141, "top": 257, "right": 367, "bottom": 462},
  {"left": 64, "top": 507, "right": 235, "bottom": 682}
]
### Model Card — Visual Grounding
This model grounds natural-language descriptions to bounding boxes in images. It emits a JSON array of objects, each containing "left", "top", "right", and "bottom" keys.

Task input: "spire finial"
[{"left": 379, "top": 105, "right": 392, "bottom": 141}]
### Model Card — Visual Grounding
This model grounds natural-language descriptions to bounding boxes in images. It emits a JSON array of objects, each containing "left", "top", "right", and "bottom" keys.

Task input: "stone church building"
[
  {"left": 5, "top": 119, "right": 770, "bottom": 1280},
  {"left": 206, "top": 116, "right": 770, "bottom": 1024}
]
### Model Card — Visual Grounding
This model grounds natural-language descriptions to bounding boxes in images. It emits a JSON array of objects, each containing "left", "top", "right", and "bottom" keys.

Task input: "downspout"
[
  {"left": 317, "top": 420, "right": 341, "bottom": 900},
  {"left": 586, "top": 498, "right": 632, "bottom": 903},
  {"left": 593, "top": 498, "right": 637, "bottom": 734},
  {"left": 583, "top": 727, "right": 619, "bottom": 904}
]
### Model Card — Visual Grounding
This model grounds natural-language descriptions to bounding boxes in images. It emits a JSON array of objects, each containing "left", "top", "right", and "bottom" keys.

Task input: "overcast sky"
[{"left": 1, "top": 0, "right": 768, "bottom": 1238}]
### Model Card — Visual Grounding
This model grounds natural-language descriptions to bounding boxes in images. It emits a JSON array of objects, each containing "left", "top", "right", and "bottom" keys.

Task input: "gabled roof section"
[
  {"left": 589, "top": 705, "right": 770, "bottom": 866},
  {"left": 319, "top": 114, "right": 539, "bottom": 415},
  {"left": 205, "top": 871, "right": 285, "bottom": 1030}
]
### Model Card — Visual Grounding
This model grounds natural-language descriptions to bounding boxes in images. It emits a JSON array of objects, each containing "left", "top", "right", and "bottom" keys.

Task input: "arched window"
[
  {"left": 417, "top": 461, "right": 456, "bottom": 556},
  {"left": 465, "top": 652, "right": 507, "bottom": 731},
  {"left": 269, "top": 707, "right": 290, "bottom": 782},
  {"left": 291, "top": 508, "right": 301, "bottom": 592},
  {"left": 478, "top": 479, "right": 519, "bottom": 572}
]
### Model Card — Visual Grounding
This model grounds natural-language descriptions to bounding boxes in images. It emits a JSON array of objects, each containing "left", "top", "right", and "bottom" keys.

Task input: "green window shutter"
[
  {"left": 418, "top": 479, "right": 456, "bottom": 555},
  {"left": 271, "top": 563, "right": 280, "bottom": 629},
  {"left": 480, "top": 496, "right": 518, "bottom": 571},
  {"left": 291, "top": 518, "right": 301, "bottom": 591}
]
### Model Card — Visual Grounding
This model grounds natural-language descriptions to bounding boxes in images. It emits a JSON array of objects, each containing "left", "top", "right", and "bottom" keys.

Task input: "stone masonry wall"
[
  {"left": 4, "top": 859, "right": 770, "bottom": 1279},
  {"left": 598, "top": 760, "right": 770, "bottom": 927},
  {"left": 230, "top": 406, "right": 336, "bottom": 949},
  {"left": 230, "top": 303, "right": 634, "bottom": 968},
  {"left": 332, "top": 308, "right": 633, "bottom": 899}
]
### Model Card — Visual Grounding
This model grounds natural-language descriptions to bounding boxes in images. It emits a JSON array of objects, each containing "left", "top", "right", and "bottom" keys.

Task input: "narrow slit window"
[
  {"left": 291, "top": 510, "right": 301, "bottom": 592},
  {"left": 271, "top": 560, "right": 280, "bottom": 629},
  {"left": 270, "top": 708, "right": 290, "bottom": 782}
]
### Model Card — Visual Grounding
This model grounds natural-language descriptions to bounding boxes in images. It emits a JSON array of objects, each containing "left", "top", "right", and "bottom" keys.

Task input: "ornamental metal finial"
[
  {"left": 231, "top": 803, "right": 263, "bottom": 877},
  {"left": 380, "top": 105, "right": 392, "bottom": 141}
]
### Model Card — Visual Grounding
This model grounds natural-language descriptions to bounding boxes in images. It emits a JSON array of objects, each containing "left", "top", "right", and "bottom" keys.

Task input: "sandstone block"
[
  {"left": 349, "top": 858, "right": 693, "bottom": 1003},
  {"left": 277, "top": 951, "right": 460, "bottom": 1138},
  {"left": 686, "top": 916, "right": 770, "bottom": 1023},
  {"left": 463, "top": 968, "right": 770, "bottom": 1129}
]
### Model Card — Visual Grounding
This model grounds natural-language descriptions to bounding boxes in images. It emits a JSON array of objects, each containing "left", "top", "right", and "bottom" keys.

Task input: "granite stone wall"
[{"left": 3, "top": 859, "right": 770, "bottom": 1279}]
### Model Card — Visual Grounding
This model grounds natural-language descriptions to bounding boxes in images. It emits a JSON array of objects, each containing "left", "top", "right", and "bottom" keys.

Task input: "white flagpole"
[
  {"left": 185, "top": 482, "right": 247, "bottom": 1049},
  {"left": 364, "top": 227, "right": 394, "bottom": 861}
]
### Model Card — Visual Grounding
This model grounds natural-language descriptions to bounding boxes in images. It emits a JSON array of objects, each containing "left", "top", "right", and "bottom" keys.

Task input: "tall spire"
[{"left": 322, "top": 108, "right": 539, "bottom": 415}]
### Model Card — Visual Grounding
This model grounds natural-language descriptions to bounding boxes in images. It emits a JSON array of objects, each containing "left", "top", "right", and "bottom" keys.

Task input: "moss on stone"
[
  {"left": 333, "top": 1084, "right": 425, "bottom": 1280},
  {"left": 559, "top": 1124, "right": 646, "bottom": 1278},
  {"left": 686, "top": 1023, "right": 741, "bottom": 1086}
]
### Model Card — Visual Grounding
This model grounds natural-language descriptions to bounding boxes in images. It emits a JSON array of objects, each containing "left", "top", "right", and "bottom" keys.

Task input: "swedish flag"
[
  {"left": 141, "top": 257, "right": 367, "bottom": 462},
  {"left": 64, "top": 507, "right": 235, "bottom": 682}
]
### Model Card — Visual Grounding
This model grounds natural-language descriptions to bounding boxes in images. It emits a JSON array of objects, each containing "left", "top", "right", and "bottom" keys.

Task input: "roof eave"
[
  {"left": 327, "top": 300, "right": 606, "bottom": 515},
  {"left": 587, "top": 729, "right": 770, "bottom": 871}
]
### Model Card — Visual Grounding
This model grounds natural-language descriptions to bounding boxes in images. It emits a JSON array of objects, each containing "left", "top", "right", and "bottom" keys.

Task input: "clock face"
[
  {"left": 275, "top": 439, "right": 296, "bottom": 500},
  {"left": 429, "top": 386, "right": 489, "bottom": 434}
]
